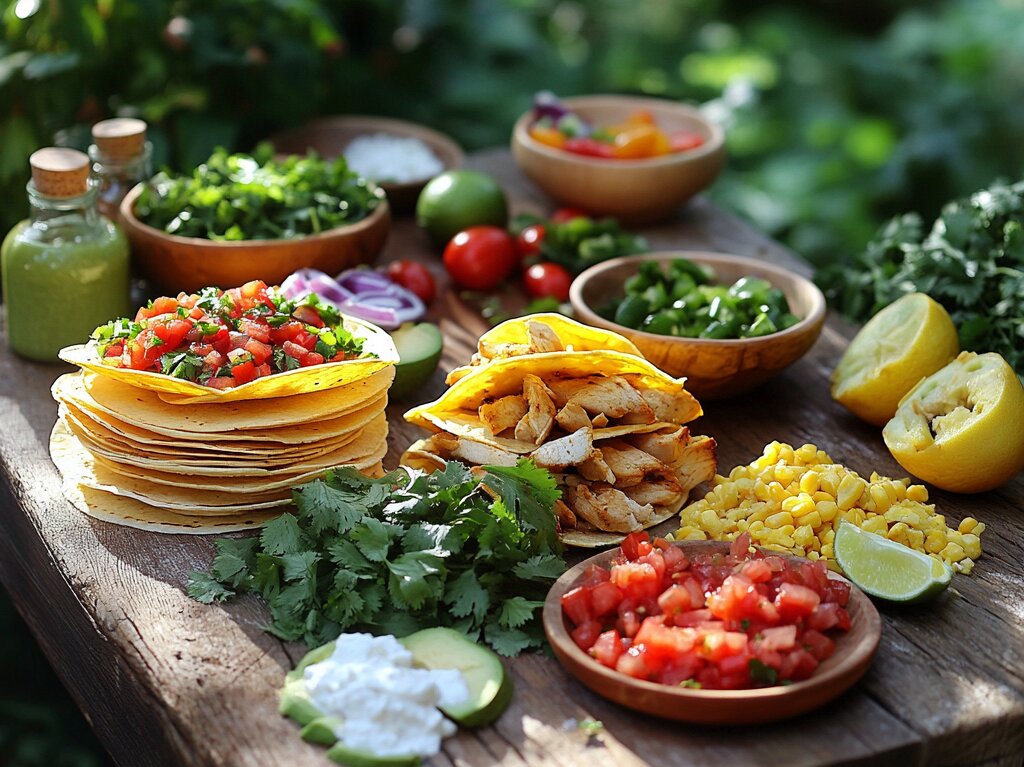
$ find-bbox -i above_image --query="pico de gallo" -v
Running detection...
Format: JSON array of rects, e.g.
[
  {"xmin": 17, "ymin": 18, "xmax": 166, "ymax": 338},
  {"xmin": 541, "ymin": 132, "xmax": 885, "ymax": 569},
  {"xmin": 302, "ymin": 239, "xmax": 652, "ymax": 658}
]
[
  {"xmin": 561, "ymin": 532, "xmax": 852, "ymax": 690},
  {"xmin": 89, "ymin": 280, "xmax": 368, "ymax": 389}
]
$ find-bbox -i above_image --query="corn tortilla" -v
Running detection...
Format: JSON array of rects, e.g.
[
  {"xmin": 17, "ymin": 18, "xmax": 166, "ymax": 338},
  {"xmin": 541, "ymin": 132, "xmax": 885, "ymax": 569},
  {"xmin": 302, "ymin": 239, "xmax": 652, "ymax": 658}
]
[{"xmin": 58, "ymin": 315, "xmax": 398, "ymax": 404}]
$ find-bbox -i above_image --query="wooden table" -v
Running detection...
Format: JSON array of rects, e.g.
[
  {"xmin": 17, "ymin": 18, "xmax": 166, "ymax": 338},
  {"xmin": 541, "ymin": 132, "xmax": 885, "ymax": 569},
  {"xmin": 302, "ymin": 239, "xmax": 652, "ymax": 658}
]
[{"xmin": 2, "ymin": 149, "xmax": 1022, "ymax": 767}]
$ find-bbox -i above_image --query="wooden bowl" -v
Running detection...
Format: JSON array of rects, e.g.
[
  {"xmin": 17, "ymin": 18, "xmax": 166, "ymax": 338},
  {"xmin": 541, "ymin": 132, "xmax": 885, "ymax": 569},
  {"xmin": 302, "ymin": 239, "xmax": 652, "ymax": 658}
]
[
  {"xmin": 543, "ymin": 540, "xmax": 881, "ymax": 725},
  {"xmin": 511, "ymin": 95, "xmax": 726, "ymax": 224},
  {"xmin": 119, "ymin": 184, "xmax": 391, "ymax": 293},
  {"xmin": 570, "ymin": 252, "xmax": 826, "ymax": 399},
  {"xmin": 269, "ymin": 116, "xmax": 464, "ymax": 213}
]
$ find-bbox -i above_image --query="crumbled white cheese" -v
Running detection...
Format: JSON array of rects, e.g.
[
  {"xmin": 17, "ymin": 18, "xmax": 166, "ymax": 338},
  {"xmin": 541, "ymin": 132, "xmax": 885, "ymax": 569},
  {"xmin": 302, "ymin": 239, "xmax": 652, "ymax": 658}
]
[
  {"xmin": 344, "ymin": 133, "xmax": 444, "ymax": 184},
  {"xmin": 303, "ymin": 633, "xmax": 469, "ymax": 758}
]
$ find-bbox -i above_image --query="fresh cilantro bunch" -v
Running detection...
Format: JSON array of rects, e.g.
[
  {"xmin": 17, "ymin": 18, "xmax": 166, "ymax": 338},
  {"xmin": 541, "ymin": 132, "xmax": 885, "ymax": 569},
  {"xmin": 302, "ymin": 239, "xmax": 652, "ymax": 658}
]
[
  {"xmin": 135, "ymin": 143, "xmax": 384, "ymax": 241},
  {"xmin": 188, "ymin": 460, "xmax": 566, "ymax": 656},
  {"xmin": 817, "ymin": 179, "xmax": 1024, "ymax": 380}
]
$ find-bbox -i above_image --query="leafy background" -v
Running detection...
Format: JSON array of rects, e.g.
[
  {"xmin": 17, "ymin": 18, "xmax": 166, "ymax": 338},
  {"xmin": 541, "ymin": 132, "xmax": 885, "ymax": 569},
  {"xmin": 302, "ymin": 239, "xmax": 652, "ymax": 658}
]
[{"xmin": 2, "ymin": 0, "xmax": 1023, "ymax": 763}]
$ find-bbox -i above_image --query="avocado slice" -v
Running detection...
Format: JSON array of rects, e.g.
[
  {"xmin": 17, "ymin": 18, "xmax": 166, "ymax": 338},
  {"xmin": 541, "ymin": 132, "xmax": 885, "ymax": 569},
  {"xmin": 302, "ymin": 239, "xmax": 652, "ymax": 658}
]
[
  {"xmin": 399, "ymin": 627, "xmax": 512, "ymax": 728},
  {"xmin": 326, "ymin": 743, "xmax": 420, "ymax": 767},
  {"xmin": 389, "ymin": 322, "xmax": 443, "ymax": 400},
  {"xmin": 300, "ymin": 715, "xmax": 345, "ymax": 746},
  {"xmin": 279, "ymin": 677, "xmax": 324, "ymax": 728}
]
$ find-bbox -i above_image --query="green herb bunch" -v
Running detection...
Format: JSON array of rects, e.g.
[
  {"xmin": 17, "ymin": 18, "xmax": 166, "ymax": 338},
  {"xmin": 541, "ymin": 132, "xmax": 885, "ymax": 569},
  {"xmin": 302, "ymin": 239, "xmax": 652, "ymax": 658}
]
[
  {"xmin": 818, "ymin": 179, "xmax": 1024, "ymax": 379},
  {"xmin": 188, "ymin": 461, "xmax": 567, "ymax": 656},
  {"xmin": 135, "ymin": 143, "xmax": 383, "ymax": 241}
]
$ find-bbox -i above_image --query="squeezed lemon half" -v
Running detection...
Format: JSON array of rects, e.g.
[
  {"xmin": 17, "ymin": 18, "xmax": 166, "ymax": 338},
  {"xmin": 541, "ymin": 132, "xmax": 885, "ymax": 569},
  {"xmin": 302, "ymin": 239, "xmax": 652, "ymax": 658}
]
[
  {"xmin": 831, "ymin": 293, "xmax": 959, "ymax": 426},
  {"xmin": 883, "ymin": 351, "xmax": 1024, "ymax": 493}
]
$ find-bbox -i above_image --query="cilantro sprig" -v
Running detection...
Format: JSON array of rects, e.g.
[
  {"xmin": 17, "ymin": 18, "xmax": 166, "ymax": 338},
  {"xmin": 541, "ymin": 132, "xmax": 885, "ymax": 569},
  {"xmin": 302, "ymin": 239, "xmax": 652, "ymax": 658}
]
[
  {"xmin": 187, "ymin": 460, "xmax": 567, "ymax": 656},
  {"xmin": 817, "ymin": 178, "xmax": 1024, "ymax": 381}
]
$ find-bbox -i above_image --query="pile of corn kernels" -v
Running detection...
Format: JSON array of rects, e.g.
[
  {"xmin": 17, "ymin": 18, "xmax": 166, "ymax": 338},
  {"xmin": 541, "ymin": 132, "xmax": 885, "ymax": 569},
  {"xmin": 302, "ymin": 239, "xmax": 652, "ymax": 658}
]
[{"xmin": 673, "ymin": 441, "xmax": 983, "ymax": 573}]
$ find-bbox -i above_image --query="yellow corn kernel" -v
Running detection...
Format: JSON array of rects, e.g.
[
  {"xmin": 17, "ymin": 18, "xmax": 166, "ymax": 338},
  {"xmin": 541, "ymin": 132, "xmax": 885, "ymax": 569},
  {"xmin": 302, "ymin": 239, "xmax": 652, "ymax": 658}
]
[
  {"xmin": 821, "ymin": 528, "xmax": 836, "ymax": 545},
  {"xmin": 807, "ymin": 550, "xmax": 821, "ymax": 561},
  {"xmin": 973, "ymin": 522, "xmax": 986, "ymax": 536},
  {"xmin": 940, "ymin": 542, "xmax": 965, "ymax": 562},
  {"xmin": 765, "ymin": 511, "xmax": 795, "ymax": 529},
  {"xmin": 886, "ymin": 522, "xmax": 911, "ymax": 544},
  {"xmin": 819, "ymin": 470, "xmax": 840, "ymax": 496},
  {"xmin": 958, "ymin": 517, "xmax": 978, "ymax": 535},
  {"xmin": 793, "ymin": 525, "xmax": 815, "ymax": 548},
  {"xmin": 960, "ymin": 533, "xmax": 982, "ymax": 559},
  {"xmin": 801, "ymin": 510, "xmax": 824, "ymax": 530},
  {"xmin": 955, "ymin": 558, "xmax": 974, "ymax": 575},
  {"xmin": 733, "ymin": 477, "xmax": 756, "ymax": 496},
  {"xmin": 728, "ymin": 465, "xmax": 746, "ymax": 481},
  {"xmin": 762, "ymin": 441, "xmax": 782, "ymax": 463},
  {"xmin": 816, "ymin": 449, "xmax": 832, "ymax": 464},
  {"xmin": 869, "ymin": 484, "xmax": 892, "ymax": 513},
  {"xmin": 816, "ymin": 501, "xmax": 839, "ymax": 524},
  {"xmin": 924, "ymin": 532, "xmax": 946, "ymax": 554},
  {"xmin": 774, "ymin": 465, "xmax": 796, "ymax": 487},
  {"xmin": 754, "ymin": 480, "xmax": 771, "ymax": 502},
  {"xmin": 799, "ymin": 470, "xmax": 820, "ymax": 495},
  {"xmin": 768, "ymin": 482, "xmax": 789, "ymax": 504},
  {"xmin": 736, "ymin": 519, "xmax": 750, "ymax": 532},
  {"xmin": 713, "ymin": 473, "xmax": 729, "ymax": 486},
  {"xmin": 748, "ymin": 520, "xmax": 766, "ymax": 534},
  {"xmin": 861, "ymin": 516, "xmax": 889, "ymax": 536},
  {"xmin": 883, "ymin": 482, "xmax": 900, "ymax": 505},
  {"xmin": 781, "ymin": 494, "xmax": 814, "ymax": 517},
  {"xmin": 726, "ymin": 507, "xmax": 749, "ymax": 523},
  {"xmin": 906, "ymin": 484, "xmax": 929, "ymax": 502},
  {"xmin": 907, "ymin": 529, "xmax": 925, "ymax": 550},
  {"xmin": 821, "ymin": 543, "xmax": 834, "ymax": 559},
  {"xmin": 777, "ymin": 444, "xmax": 796, "ymax": 464},
  {"xmin": 837, "ymin": 474, "xmax": 867, "ymax": 510},
  {"xmin": 795, "ymin": 443, "xmax": 819, "ymax": 465},
  {"xmin": 700, "ymin": 509, "xmax": 723, "ymax": 534},
  {"xmin": 747, "ymin": 505, "xmax": 771, "ymax": 524}
]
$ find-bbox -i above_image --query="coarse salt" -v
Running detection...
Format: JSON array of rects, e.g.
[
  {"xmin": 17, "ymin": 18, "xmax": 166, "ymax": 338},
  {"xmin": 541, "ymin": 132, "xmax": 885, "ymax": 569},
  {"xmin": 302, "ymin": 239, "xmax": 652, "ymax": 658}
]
[{"xmin": 345, "ymin": 133, "xmax": 444, "ymax": 184}]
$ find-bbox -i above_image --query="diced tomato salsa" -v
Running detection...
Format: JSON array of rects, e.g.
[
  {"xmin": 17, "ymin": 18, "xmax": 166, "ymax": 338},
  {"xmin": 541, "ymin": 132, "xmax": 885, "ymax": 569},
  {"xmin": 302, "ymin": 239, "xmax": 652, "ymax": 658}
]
[
  {"xmin": 89, "ymin": 280, "xmax": 367, "ymax": 389},
  {"xmin": 562, "ymin": 532, "xmax": 853, "ymax": 690}
]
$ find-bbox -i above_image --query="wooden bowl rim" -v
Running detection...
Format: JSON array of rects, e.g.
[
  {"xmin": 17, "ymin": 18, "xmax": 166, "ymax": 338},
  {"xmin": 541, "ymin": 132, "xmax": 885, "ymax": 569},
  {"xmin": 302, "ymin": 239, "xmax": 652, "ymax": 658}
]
[
  {"xmin": 271, "ymin": 114, "xmax": 465, "ymax": 191},
  {"xmin": 569, "ymin": 251, "xmax": 827, "ymax": 349},
  {"xmin": 512, "ymin": 94, "xmax": 725, "ymax": 168},
  {"xmin": 118, "ymin": 183, "xmax": 391, "ymax": 249},
  {"xmin": 543, "ymin": 539, "xmax": 881, "ymax": 708}
]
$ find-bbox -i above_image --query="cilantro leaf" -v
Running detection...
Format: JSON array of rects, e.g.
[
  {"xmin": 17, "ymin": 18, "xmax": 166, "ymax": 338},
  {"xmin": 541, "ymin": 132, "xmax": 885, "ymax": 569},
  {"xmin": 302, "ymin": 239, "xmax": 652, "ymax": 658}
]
[
  {"xmin": 444, "ymin": 570, "xmax": 490, "ymax": 623},
  {"xmin": 498, "ymin": 596, "xmax": 544, "ymax": 629},
  {"xmin": 513, "ymin": 553, "xmax": 566, "ymax": 582},
  {"xmin": 260, "ymin": 514, "xmax": 304, "ymax": 555},
  {"xmin": 186, "ymin": 571, "xmax": 235, "ymax": 604},
  {"xmin": 482, "ymin": 460, "xmax": 563, "ymax": 552},
  {"xmin": 484, "ymin": 622, "xmax": 537, "ymax": 657},
  {"xmin": 351, "ymin": 518, "xmax": 399, "ymax": 562},
  {"xmin": 294, "ymin": 481, "xmax": 367, "ymax": 535}
]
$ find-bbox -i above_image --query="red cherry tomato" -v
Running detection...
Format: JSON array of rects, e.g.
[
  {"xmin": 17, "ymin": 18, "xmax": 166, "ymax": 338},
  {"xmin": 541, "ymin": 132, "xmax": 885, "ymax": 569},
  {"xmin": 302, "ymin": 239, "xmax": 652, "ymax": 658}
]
[
  {"xmin": 515, "ymin": 224, "xmax": 546, "ymax": 261},
  {"xmin": 386, "ymin": 259, "xmax": 436, "ymax": 304},
  {"xmin": 669, "ymin": 130, "xmax": 705, "ymax": 152},
  {"xmin": 443, "ymin": 226, "xmax": 518, "ymax": 291},
  {"xmin": 562, "ymin": 137, "xmax": 616, "ymax": 159},
  {"xmin": 523, "ymin": 262, "xmax": 572, "ymax": 301},
  {"xmin": 550, "ymin": 207, "xmax": 589, "ymax": 224}
]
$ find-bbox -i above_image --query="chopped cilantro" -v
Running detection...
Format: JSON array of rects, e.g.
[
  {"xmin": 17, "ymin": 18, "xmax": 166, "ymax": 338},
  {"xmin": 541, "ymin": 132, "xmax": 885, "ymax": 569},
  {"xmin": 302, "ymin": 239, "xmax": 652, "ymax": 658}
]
[
  {"xmin": 159, "ymin": 350, "xmax": 204, "ymax": 381},
  {"xmin": 679, "ymin": 679, "xmax": 702, "ymax": 688},
  {"xmin": 187, "ymin": 460, "xmax": 566, "ymax": 655},
  {"xmin": 749, "ymin": 658, "xmax": 779, "ymax": 686}
]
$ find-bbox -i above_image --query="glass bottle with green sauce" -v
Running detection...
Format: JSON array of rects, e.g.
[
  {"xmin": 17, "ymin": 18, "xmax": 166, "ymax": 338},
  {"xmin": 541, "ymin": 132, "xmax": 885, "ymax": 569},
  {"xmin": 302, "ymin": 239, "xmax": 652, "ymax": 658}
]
[{"xmin": 2, "ymin": 147, "xmax": 130, "ymax": 361}]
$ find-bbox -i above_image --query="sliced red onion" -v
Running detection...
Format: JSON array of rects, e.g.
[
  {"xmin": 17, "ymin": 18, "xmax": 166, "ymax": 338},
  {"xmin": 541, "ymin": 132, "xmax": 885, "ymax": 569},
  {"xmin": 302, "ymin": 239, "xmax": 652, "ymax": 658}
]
[
  {"xmin": 281, "ymin": 266, "xmax": 424, "ymax": 330},
  {"xmin": 533, "ymin": 90, "xmax": 570, "ymax": 122}
]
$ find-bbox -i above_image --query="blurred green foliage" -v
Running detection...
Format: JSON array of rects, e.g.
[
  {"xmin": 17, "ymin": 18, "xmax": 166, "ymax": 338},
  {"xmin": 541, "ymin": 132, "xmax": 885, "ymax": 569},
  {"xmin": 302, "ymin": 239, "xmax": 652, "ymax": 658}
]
[{"xmin": 1, "ymin": 0, "xmax": 1023, "ymax": 267}]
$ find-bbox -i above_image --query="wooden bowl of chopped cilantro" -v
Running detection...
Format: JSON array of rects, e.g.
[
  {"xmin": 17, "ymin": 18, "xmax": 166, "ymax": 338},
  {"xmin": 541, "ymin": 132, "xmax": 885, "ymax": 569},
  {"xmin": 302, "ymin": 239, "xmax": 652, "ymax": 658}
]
[
  {"xmin": 121, "ymin": 146, "xmax": 390, "ymax": 292},
  {"xmin": 570, "ymin": 252, "xmax": 826, "ymax": 399}
]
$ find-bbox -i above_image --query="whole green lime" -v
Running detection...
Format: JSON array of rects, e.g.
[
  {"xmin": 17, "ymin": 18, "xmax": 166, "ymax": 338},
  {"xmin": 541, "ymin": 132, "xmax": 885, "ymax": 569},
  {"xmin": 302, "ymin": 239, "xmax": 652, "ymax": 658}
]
[{"xmin": 416, "ymin": 170, "xmax": 508, "ymax": 246}]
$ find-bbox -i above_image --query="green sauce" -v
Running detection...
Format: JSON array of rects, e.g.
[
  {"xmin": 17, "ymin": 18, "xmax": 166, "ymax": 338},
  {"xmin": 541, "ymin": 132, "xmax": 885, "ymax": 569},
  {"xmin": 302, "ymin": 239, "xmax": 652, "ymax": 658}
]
[{"xmin": 2, "ymin": 217, "xmax": 130, "ymax": 361}]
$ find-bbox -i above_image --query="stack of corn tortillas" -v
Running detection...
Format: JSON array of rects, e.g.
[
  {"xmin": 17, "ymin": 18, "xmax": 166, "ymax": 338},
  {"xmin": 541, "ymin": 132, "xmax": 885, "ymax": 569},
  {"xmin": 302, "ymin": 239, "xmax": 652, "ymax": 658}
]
[
  {"xmin": 50, "ymin": 318, "xmax": 397, "ymax": 534},
  {"xmin": 402, "ymin": 314, "xmax": 717, "ymax": 547}
]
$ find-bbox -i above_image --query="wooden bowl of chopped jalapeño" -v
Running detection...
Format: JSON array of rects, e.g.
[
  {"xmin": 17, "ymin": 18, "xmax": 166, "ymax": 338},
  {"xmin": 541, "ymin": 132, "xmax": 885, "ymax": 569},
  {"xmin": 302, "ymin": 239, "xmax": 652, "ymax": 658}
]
[
  {"xmin": 120, "ymin": 146, "xmax": 390, "ymax": 293},
  {"xmin": 570, "ymin": 252, "xmax": 826, "ymax": 399}
]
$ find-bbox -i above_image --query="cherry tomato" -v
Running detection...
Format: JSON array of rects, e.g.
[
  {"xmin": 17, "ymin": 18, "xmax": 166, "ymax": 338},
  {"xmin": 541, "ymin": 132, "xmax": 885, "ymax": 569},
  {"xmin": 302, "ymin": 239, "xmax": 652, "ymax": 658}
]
[
  {"xmin": 386, "ymin": 259, "xmax": 437, "ymax": 304},
  {"xmin": 550, "ymin": 207, "xmax": 589, "ymax": 224},
  {"xmin": 669, "ymin": 130, "xmax": 705, "ymax": 153},
  {"xmin": 443, "ymin": 226, "xmax": 517, "ymax": 291},
  {"xmin": 563, "ymin": 137, "xmax": 615, "ymax": 159},
  {"xmin": 523, "ymin": 262, "xmax": 572, "ymax": 301},
  {"xmin": 515, "ymin": 224, "xmax": 546, "ymax": 261}
]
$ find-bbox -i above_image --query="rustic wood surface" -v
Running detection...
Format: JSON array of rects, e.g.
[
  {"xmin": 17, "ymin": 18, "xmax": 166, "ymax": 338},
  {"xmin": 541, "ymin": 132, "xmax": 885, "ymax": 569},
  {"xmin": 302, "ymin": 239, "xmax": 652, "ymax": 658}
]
[{"xmin": 1, "ymin": 149, "xmax": 1023, "ymax": 767}]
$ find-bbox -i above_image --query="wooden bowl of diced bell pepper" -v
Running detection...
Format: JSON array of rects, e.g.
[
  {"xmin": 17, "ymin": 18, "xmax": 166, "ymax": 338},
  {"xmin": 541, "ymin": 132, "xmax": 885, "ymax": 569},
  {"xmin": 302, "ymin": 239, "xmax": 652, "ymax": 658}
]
[{"xmin": 511, "ymin": 94, "xmax": 726, "ymax": 224}]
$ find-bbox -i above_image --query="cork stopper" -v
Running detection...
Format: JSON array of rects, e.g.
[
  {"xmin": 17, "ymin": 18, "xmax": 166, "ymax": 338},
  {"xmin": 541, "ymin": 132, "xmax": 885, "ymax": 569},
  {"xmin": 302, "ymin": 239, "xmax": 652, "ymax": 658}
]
[
  {"xmin": 29, "ymin": 148, "xmax": 91, "ymax": 198},
  {"xmin": 91, "ymin": 117, "xmax": 147, "ymax": 161}
]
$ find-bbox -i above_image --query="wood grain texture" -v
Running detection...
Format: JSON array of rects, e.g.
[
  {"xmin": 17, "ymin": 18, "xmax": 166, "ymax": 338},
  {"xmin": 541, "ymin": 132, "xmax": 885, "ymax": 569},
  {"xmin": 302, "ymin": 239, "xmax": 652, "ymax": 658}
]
[{"xmin": 0, "ymin": 148, "xmax": 1021, "ymax": 767}]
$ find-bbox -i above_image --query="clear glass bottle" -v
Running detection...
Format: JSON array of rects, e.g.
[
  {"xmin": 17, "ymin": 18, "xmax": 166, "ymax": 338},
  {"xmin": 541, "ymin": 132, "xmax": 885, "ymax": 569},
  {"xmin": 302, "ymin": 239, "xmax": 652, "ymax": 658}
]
[
  {"xmin": 88, "ymin": 117, "xmax": 152, "ymax": 221},
  {"xmin": 2, "ymin": 148, "xmax": 130, "ymax": 361}
]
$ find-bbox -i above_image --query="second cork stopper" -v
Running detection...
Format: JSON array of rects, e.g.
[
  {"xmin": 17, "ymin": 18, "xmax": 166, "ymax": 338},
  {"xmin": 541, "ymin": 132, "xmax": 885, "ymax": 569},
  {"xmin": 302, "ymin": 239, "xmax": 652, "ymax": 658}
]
[
  {"xmin": 92, "ymin": 117, "xmax": 147, "ymax": 162},
  {"xmin": 30, "ymin": 147, "xmax": 91, "ymax": 198}
]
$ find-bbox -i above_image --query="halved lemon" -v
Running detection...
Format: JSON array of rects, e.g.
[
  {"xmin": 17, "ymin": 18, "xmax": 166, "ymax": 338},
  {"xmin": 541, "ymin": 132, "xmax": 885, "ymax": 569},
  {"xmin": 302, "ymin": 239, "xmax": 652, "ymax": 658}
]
[
  {"xmin": 883, "ymin": 351, "xmax": 1024, "ymax": 493},
  {"xmin": 834, "ymin": 522, "xmax": 952, "ymax": 602},
  {"xmin": 831, "ymin": 293, "xmax": 959, "ymax": 426}
]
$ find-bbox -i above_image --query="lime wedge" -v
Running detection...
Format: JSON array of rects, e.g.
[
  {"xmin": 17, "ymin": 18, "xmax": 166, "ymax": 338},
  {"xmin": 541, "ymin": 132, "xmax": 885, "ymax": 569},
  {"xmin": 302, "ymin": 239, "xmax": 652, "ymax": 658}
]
[{"xmin": 834, "ymin": 522, "xmax": 952, "ymax": 603}]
